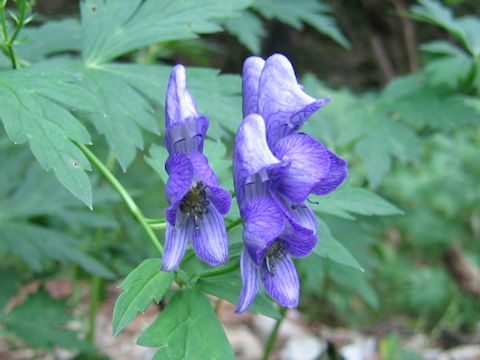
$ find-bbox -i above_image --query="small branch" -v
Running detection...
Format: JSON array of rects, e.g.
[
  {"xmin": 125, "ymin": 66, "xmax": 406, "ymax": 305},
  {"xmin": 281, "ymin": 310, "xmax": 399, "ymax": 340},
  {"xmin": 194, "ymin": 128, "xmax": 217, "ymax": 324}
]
[
  {"xmin": 392, "ymin": 0, "xmax": 419, "ymax": 72},
  {"xmin": 75, "ymin": 142, "xmax": 164, "ymax": 255},
  {"xmin": 197, "ymin": 260, "xmax": 240, "ymax": 279},
  {"xmin": 262, "ymin": 307, "xmax": 288, "ymax": 360},
  {"xmin": 443, "ymin": 243, "xmax": 480, "ymax": 298}
]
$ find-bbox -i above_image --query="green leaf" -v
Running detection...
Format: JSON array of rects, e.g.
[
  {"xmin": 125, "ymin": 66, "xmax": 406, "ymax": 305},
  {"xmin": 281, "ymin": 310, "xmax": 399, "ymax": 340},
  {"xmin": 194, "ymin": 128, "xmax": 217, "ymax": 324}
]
[
  {"xmin": 220, "ymin": 10, "xmax": 265, "ymax": 53},
  {"xmin": 0, "ymin": 64, "xmax": 98, "ymax": 207},
  {"xmin": 3, "ymin": 289, "xmax": 92, "ymax": 351},
  {"xmin": 328, "ymin": 261, "xmax": 379, "ymax": 308},
  {"xmin": 53, "ymin": 59, "xmax": 161, "ymax": 171},
  {"xmin": 313, "ymin": 219, "xmax": 363, "ymax": 271},
  {"xmin": 145, "ymin": 144, "xmax": 169, "ymax": 185},
  {"xmin": 312, "ymin": 187, "xmax": 403, "ymax": 219},
  {"xmin": 80, "ymin": 0, "xmax": 252, "ymax": 65},
  {"xmin": 410, "ymin": 0, "xmax": 480, "ymax": 56},
  {"xmin": 0, "ymin": 267, "xmax": 22, "ymax": 310},
  {"xmin": 0, "ymin": 223, "xmax": 114, "ymax": 278},
  {"xmin": 112, "ymin": 258, "xmax": 174, "ymax": 337},
  {"xmin": 100, "ymin": 62, "xmax": 243, "ymax": 138},
  {"xmin": 137, "ymin": 288, "xmax": 235, "ymax": 360},
  {"xmin": 195, "ymin": 273, "xmax": 281, "ymax": 319},
  {"xmin": 17, "ymin": 18, "xmax": 82, "ymax": 62},
  {"xmin": 253, "ymin": 0, "xmax": 349, "ymax": 48}
]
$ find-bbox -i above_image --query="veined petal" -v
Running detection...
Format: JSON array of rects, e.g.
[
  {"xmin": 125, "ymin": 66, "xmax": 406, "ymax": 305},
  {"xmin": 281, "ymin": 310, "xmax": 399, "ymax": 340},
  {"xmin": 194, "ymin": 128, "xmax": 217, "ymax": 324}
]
[
  {"xmin": 192, "ymin": 206, "xmax": 228, "ymax": 267},
  {"xmin": 261, "ymin": 255, "xmax": 299, "ymax": 308},
  {"xmin": 208, "ymin": 186, "xmax": 231, "ymax": 216},
  {"xmin": 233, "ymin": 114, "xmax": 286, "ymax": 208},
  {"xmin": 281, "ymin": 220, "xmax": 317, "ymax": 258},
  {"xmin": 312, "ymin": 150, "xmax": 348, "ymax": 195},
  {"xmin": 188, "ymin": 152, "xmax": 220, "ymax": 187},
  {"xmin": 165, "ymin": 116, "xmax": 209, "ymax": 154},
  {"xmin": 270, "ymin": 192, "xmax": 316, "ymax": 237},
  {"xmin": 242, "ymin": 56, "xmax": 265, "ymax": 117},
  {"xmin": 161, "ymin": 219, "xmax": 191, "ymax": 271},
  {"xmin": 243, "ymin": 196, "xmax": 285, "ymax": 266},
  {"xmin": 165, "ymin": 64, "xmax": 199, "ymax": 129},
  {"xmin": 272, "ymin": 133, "xmax": 330, "ymax": 204},
  {"xmin": 164, "ymin": 153, "xmax": 194, "ymax": 225},
  {"xmin": 235, "ymin": 248, "xmax": 260, "ymax": 314},
  {"xmin": 257, "ymin": 53, "xmax": 330, "ymax": 145}
]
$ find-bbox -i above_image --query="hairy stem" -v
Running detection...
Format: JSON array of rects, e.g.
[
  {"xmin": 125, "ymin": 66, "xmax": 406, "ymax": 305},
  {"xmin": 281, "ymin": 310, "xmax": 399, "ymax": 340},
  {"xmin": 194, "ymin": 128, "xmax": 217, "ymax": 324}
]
[
  {"xmin": 75, "ymin": 142, "xmax": 164, "ymax": 255},
  {"xmin": 0, "ymin": 0, "xmax": 27, "ymax": 69},
  {"xmin": 262, "ymin": 307, "xmax": 288, "ymax": 360}
]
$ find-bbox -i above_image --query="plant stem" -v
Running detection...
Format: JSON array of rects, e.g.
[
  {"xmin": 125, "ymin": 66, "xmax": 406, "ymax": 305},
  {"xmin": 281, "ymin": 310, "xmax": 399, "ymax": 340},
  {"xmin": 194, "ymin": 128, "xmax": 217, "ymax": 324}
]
[
  {"xmin": 197, "ymin": 259, "xmax": 240, "ymax": 279},
  {"xmin": 86, "ymin": 274, "xmax": 101, "ymax": 344},
  {"xmin": 75, "ymin": 142, "xmax": 164, "ymax": 255},
  {"xmin": 226, "ymin": 218, "xmax": 242, "ymax": 232},
  {"xmin": 0, "ymin": 0, "xmax": 26, "ymax": 69},
  {"xmin": 262, "ymin": 307, "xmax": 288, "ymax": 360},
  {"xmin": 149, "ymin": 222, "xmax": 167, "ymax": 230}
]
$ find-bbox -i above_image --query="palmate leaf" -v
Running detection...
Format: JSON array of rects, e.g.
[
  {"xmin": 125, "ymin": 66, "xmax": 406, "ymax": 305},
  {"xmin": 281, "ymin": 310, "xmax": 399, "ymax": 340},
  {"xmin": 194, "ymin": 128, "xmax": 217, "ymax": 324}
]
[
  {"xmin": 252, "ymin": 0, "xmax": 349, "ymax": 48},
  {"xmin": 0, "ymin": 223, "xmax": 114, "ymax": 278},
  {"xmin": 195, "ymin": 273, "xmax": 281, "ymax": 319},
  {"xmin": 80, "ymin": 0, "xmax": 252, "ymax": 65},
  {"xmin": 2, "ymin": 289, "xmax": 92, "ymax": 351},
  {"xmin": 54, "ymin": 59, "xmax": 163, "ymax": 170},
  {"xmin": 100, "ymin": 62, "xmax": 243, "ymax": 138},
  {"xmin": 137, "ymin": 288, "xmax": 235, "ymax": 360},
  {"xmin": 312, "ymin": 187, "xmax": 403, "ymax": 220},
  {"xmin": 0, "ymin": 152, "xmax": 114, "ymax": 278},
  {"xmin": 112, "ymin": 259, "xmax": 175, "ymax": 337},
  {"xmin": 410, "ymin": 0, "xmax": 480, "ymax": 57},
  {"xmin": 220, "ymin": 10, "xmax": 266, "ymax": 54},
  {"xmin": 0, "ymin": 64, "xmax": 99, "ymax": 207}
]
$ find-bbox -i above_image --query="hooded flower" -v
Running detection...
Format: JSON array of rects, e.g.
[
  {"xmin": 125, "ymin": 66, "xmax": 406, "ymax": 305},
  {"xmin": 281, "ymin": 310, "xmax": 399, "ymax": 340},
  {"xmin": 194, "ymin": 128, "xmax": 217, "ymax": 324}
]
[
  {"xmin": 242, "ymin": 53, "xmax": 331, "ymax": 148},
  {"xmin": 162, "ymin": 65, "xmax": 231, "ymax": 271},
  {"xmin": 233, "ymin": 54, "xmax": 348, "ymax": 313},
  {"xmin": 233, "ymin": 114, "xmax": 332, "ymax": 312}
]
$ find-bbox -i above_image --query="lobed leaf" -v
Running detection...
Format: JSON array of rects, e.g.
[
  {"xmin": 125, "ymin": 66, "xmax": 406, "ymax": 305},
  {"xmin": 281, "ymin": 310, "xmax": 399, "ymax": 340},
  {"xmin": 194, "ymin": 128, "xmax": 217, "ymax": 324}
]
[
  {"xmin": 112, "ymin": 259, "xmax": 174, "ymax": 337},
  {"xmin": 0, "ymin": 64, "xmax": 99, "ymax": 207},
  {"xmin": 313, "ymin": 219, "xmax": 363, "ymax": 271},
  {"xmin": 195, "ymin": 273, "xmax": 281, "ymax": 319},
  {"xmin": 3, "ymin": 289, "xmax": 93, "ymax": 351},
  {"xmin": 253, "ymin": 0, "xmax": 349, "ymax": 48},
  {"xmin": 80, "ymin": 0, "xmax": 252, "ymax": 65},
  {"xmin": 312, "ymin": 187, "xmax": 403, "ymax": 219},
  {"xmin": 137, "ymin": 288, "xmax": 236, "ymax": 360}
]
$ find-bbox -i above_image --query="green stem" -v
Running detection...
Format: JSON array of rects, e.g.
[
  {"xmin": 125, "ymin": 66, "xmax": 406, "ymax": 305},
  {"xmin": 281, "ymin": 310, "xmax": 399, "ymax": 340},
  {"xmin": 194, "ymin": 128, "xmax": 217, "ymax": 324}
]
[
  {"xmin": 262, "ymin": 307, "xmax": 288, "ymax": 360},
  {"xmin": 0, "ymin": 0, "xmax": 26, "ymax": 69},
  {"xmin": 149, "ymin": 222, "xmax": 167, "ymax": 230},
  {"xmin": 86, "ymin": 275, "xmax": 101, "ymax": 344},
  {"xmin": 198, "ymin": 259, "xmax": 240, "ymax": 279},
  {"xmin": 226, "ymin": 218, "xmax": 242, "ymax": 232},
  {"xmin": 75, "ymin": 142, "xmax": 163, "ymax": 255}
]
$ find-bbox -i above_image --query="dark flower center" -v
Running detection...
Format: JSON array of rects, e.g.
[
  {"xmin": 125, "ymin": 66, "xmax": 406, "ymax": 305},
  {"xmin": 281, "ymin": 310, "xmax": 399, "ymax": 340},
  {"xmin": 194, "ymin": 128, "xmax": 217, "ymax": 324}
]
[
  {"xmin": 264, "ymin": 241, "xmax": 287, "ymax": 275},
  {"xmin": 179, "ymin": 181, "xmax": 210, "ymax": 230}
]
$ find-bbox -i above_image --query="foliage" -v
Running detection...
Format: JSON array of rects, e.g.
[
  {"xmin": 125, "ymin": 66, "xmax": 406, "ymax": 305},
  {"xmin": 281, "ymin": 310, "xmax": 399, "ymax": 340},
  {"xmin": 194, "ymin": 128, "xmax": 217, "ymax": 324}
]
[{"xmin": 0, "ymin": 0, "xmax": 479, "ymax": 357}]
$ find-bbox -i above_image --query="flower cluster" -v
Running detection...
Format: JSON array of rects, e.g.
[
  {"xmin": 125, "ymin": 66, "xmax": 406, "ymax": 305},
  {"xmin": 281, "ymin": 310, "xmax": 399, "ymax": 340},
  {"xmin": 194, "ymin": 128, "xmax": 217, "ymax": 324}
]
[
  {"xmin": 162, "ymin": 65, "xmax": 231, "ymax": 272},
  {"xmin": 160, "ymin": 55, "xmax": 347, "ymax": 313},
  {"xmin": 233, "ymin": 54, "xmax": 348, "ymax": 313}
]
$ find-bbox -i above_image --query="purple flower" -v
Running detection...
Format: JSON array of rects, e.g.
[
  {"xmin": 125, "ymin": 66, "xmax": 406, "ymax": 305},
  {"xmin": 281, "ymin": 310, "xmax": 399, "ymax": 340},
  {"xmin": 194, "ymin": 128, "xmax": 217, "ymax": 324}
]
[
  {"xmin": 162, "ymin": 65, "xmax": 231, "ymax": 271},
  {"xmin": 233, "ymin": 114, "xmax": 337, "ymax": 312},
  {"xmin": 233, "ymin": 54, "xmax": 348, "ymax": 313},
  {"xmin": 242, "ymin": 53, "xmax": 331, "ymax": 147}
]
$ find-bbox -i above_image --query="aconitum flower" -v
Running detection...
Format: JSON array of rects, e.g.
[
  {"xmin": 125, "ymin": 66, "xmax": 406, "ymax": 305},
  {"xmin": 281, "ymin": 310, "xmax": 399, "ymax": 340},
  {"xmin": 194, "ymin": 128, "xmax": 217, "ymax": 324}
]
[
  {"xmin": 233, "ymin": 54, "xmax": 348, "ymax": 313},
  {"xmin": 233, "ymin": 114, "xmax": 336, "ymax": 312},
  {"xmin": 242, "ymin": 53, "xmax": 331, "ymax": 147},
  {"xmin": 162, "ymin": 65, "xmax": 231, "ymax": 271}
]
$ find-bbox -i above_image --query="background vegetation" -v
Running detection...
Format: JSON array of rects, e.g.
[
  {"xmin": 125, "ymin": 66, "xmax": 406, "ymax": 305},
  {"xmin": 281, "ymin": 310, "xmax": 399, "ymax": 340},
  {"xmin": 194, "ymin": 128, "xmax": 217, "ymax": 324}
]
[{"xmin": 0, "ymin": 0, "xmax": 479, "ymax": 359}]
